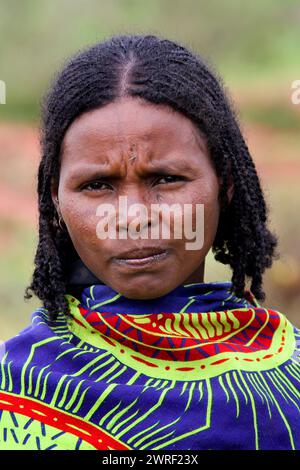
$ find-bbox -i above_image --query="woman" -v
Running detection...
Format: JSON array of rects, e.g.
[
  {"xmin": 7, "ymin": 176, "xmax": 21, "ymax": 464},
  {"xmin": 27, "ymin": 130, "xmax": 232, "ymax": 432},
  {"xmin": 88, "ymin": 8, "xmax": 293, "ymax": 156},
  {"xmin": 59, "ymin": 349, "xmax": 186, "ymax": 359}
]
[{"xmin": 0, "ymin": 34, "xmax": 299, "ymax": 450}]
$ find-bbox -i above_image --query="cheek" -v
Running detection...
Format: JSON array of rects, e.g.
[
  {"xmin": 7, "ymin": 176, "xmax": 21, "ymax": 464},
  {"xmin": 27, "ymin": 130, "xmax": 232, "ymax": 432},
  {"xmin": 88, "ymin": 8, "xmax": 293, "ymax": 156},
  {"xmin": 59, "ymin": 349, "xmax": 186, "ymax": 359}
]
[
  {"xmin": 177, "ymin": 180, "xmax": 220, "ymax": 267},
  {"xmin": 187, "ymin": 179, "xmax": 220, "ymax": 234},
  {"xmin": 59, "ymin": 194, "xmax": 101, "ymax": 252},
  {"xmin": 59, "ymin": 193, "xmax": 132, "ymax": 258}
]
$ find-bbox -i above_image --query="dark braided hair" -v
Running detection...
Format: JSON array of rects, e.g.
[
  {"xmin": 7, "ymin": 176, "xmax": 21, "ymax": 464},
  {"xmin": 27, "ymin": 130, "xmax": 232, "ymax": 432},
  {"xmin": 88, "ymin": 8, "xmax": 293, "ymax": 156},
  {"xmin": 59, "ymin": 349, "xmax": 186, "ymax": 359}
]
[{"xmin": 25, "ymin": 33, "xmax": 279, "ymax": 319}]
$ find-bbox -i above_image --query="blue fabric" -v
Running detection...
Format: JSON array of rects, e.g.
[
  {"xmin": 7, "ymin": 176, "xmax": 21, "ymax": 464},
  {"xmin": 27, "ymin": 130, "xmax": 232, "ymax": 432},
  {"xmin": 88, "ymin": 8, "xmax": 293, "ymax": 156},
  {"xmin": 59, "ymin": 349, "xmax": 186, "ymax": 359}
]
[
  {"xmin": 81, "ymin": 281, "xmax": 254, "ymax": 314},
  {"xmin": 0, "ymin": 280, "xmax": 299, "ymax": 450}
]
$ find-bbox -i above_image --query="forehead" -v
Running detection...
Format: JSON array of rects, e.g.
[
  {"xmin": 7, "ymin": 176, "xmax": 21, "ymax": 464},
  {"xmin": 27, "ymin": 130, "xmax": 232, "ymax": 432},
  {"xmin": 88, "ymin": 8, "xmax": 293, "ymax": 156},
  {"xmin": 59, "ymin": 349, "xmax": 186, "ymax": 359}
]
[{"xmin": 60, "ymin": 96, "xmax": 206, "ymax": 158}]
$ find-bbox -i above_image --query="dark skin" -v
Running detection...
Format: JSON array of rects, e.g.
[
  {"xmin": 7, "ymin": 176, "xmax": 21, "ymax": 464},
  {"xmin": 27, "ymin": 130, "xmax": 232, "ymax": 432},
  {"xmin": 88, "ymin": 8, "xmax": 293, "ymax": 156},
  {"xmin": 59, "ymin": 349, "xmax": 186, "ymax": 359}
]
[{"xmin": 51, "ymin": 96, "xmax": 234, "ymax": 299}]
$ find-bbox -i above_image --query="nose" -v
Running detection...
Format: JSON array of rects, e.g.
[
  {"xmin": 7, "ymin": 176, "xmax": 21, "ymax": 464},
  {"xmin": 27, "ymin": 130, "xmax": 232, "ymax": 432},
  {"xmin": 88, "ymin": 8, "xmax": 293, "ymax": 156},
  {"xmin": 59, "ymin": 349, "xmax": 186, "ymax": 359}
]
[{"xmin": 115, "ymin": 188, "xmax": 153, "ymax": 238}]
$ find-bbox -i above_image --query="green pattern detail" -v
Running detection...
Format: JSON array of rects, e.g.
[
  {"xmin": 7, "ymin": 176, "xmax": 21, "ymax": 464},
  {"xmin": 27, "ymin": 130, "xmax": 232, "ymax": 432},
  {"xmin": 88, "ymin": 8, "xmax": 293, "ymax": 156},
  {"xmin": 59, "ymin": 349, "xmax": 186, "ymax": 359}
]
[{"xmin": 0, "ymin": 410, "xmax": 94, "ymax": 450}]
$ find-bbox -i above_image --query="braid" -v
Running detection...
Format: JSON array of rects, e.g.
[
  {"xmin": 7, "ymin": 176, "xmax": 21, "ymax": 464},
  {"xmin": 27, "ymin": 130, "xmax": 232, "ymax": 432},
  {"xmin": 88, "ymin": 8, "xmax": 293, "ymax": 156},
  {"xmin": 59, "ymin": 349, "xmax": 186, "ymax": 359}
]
[{"xmin": 24, "ymin": 33, "xmax": 279, "ymax": 319}]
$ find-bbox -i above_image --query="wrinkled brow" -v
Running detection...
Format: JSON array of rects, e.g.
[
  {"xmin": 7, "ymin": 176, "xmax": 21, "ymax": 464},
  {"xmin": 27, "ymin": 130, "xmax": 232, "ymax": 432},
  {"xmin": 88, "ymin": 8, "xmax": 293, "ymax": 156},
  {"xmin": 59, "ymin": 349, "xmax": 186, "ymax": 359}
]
[{"xmin": 66, "ymin": 158, "xmax": 197, "ymax": 182}]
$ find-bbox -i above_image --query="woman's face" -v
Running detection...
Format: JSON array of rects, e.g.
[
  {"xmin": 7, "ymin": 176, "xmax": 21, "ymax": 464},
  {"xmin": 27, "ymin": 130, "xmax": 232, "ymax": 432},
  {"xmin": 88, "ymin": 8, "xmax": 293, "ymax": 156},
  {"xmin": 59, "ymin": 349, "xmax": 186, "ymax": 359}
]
[{"xmin": 52, "ymin": 96, "xmax": 232, "ymax": 299}]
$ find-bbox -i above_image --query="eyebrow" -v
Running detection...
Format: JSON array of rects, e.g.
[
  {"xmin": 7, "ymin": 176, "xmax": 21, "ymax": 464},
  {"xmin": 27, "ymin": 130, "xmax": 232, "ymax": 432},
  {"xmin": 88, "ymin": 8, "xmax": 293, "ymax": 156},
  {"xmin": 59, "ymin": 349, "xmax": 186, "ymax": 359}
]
[{"xmin": 67, "ymin": 159, "xmax": 195, "ymax": 182}]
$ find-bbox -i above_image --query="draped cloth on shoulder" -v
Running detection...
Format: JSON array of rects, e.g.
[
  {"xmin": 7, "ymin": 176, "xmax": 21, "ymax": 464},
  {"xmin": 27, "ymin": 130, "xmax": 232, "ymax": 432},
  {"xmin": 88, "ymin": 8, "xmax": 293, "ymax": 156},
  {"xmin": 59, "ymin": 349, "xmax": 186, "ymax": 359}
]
[{"xmin": 0, "ymin": 277, "xmax": 299, "ymax": 450}]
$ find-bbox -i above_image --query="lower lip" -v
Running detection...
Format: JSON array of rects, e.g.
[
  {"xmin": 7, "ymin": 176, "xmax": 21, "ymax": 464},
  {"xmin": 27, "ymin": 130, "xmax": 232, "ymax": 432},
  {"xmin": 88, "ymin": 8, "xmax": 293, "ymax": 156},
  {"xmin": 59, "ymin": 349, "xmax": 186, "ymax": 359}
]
[{"xmin": 113, "ymin": 251, "xmax": 169, "ymax": 268}]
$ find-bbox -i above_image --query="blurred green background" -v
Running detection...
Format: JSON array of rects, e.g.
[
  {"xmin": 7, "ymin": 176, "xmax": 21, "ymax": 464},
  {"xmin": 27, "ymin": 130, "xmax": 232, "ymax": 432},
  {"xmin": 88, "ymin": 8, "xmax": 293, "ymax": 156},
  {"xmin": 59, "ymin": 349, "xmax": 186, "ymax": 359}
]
[{"xmin": 0, "ymin": 0, "xmax": 299, "ymax": 340}]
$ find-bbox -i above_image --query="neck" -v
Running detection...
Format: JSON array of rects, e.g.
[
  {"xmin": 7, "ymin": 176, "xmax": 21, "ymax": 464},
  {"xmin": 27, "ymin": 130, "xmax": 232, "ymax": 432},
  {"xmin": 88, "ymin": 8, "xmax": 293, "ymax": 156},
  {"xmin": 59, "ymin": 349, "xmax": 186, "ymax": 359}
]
[{"xmin": 183, "ymin": 260, "xmax": 205, "ymax": 284}]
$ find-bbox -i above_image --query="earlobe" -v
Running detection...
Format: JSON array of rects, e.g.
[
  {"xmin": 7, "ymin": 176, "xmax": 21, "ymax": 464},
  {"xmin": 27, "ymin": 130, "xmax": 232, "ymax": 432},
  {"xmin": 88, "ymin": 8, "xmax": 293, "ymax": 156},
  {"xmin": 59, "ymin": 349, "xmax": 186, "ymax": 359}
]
[
  {"xmin": 50, "ymin": 180, "xmax": 66, "ymax": 231},
  {"xmin": 50, "ymin": 179, "xmax": 59, "ymax": 211}
]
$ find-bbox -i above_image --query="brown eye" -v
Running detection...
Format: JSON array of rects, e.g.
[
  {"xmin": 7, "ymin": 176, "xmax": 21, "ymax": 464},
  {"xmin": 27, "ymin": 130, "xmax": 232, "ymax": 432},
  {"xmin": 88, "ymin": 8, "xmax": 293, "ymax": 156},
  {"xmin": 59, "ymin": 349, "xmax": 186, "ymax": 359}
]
[
  {"xmin": 154, "ymin": 175, "xmax": 183, "ymax": 185},
  {"xmin": 81, "ymin": 181, "xmax": 112, "ymax": 191}
]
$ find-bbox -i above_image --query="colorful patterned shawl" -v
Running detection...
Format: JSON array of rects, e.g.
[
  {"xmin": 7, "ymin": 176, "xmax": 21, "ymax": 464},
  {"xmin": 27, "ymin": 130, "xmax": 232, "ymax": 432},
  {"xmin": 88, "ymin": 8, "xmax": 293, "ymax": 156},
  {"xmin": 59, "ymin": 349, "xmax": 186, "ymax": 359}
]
[{"xmin": 0, "ymin": 280, "xmax": 300, "ymax": 450}]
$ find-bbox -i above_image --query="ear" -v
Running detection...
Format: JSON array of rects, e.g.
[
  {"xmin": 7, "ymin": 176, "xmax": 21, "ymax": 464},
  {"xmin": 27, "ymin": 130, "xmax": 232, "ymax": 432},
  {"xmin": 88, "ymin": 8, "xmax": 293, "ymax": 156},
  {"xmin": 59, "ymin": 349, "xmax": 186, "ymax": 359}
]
[{"xmin": 50, "ymin": 178, "xmax": 59, "ymax": 213}]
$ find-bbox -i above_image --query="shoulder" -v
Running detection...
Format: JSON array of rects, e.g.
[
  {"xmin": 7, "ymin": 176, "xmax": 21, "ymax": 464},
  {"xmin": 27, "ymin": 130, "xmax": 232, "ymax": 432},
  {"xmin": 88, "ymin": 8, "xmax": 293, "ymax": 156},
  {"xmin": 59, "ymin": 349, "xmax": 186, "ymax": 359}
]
[{"xmin": 0, "ymin": 307, "xmax": 70, "ymax": 371}]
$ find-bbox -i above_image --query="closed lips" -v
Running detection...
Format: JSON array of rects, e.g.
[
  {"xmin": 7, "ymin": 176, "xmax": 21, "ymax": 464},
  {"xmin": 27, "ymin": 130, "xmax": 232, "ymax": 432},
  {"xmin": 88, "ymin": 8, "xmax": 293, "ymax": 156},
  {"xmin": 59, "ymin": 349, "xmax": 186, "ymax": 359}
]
[{"xmin": 114, "ymin": 248, "xmax": 167, "ymax": 260}]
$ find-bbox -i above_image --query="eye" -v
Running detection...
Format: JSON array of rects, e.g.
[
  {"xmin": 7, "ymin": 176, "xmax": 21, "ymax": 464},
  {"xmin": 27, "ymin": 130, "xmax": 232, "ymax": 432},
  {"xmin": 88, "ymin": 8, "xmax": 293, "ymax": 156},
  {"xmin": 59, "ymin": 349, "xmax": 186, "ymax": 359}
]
[
  {"xmin": 154, "ymin": 175, "xmax": 184, "ymax": 185},
  {"xmin": 81, "ymin": 180, "xmax": 112, "ymax": 192}
]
